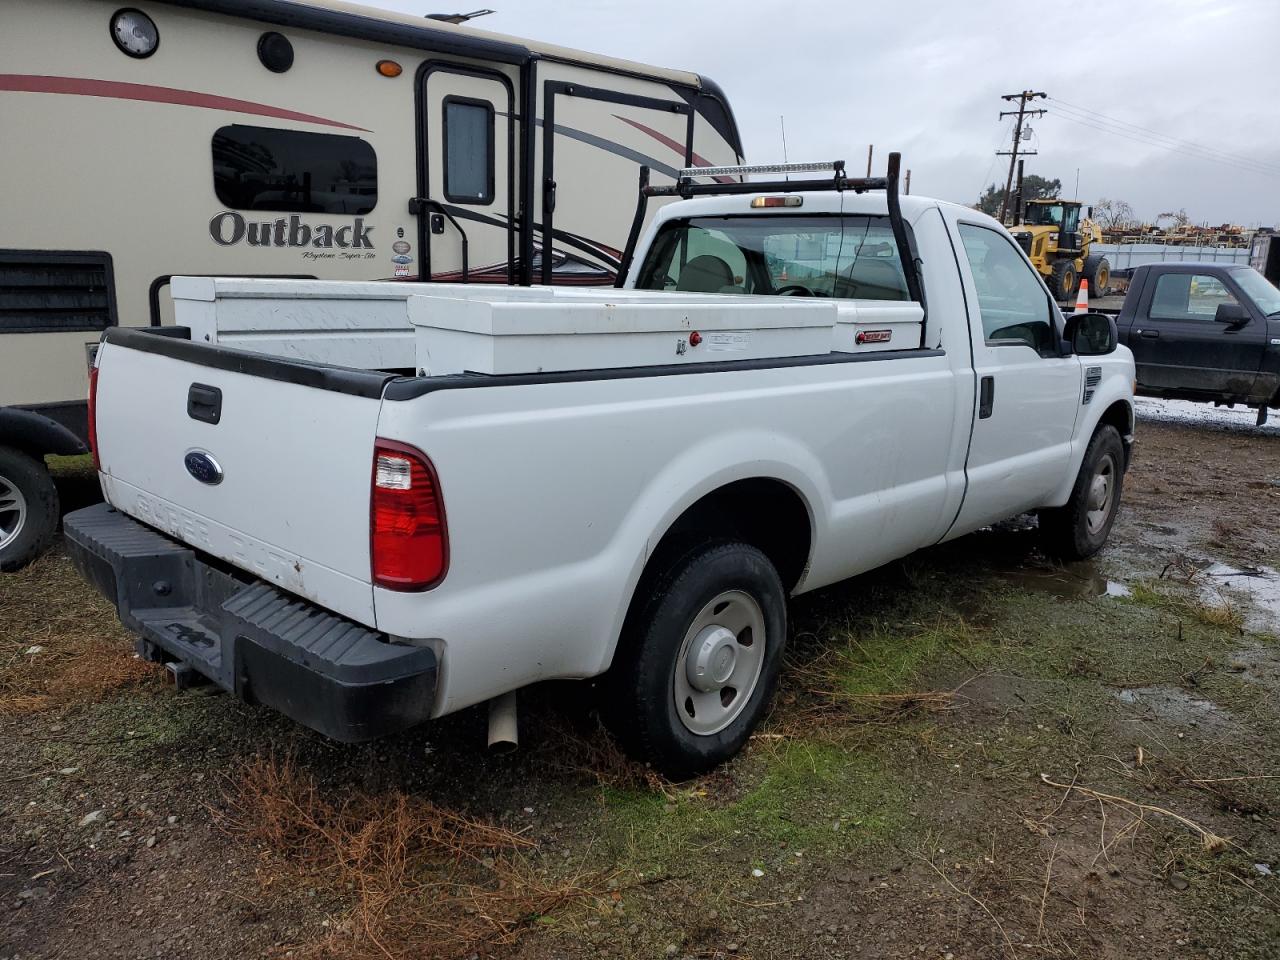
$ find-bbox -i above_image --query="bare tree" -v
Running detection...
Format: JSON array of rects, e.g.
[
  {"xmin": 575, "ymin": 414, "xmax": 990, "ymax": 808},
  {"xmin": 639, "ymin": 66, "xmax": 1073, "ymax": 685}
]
[{"xmin": 1092, "ymin": 198, "xmax": 1137, "ymax": 231}]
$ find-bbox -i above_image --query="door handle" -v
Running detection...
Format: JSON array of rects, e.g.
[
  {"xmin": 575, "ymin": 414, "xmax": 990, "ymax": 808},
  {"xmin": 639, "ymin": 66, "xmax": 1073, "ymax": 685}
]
[
  {"xmin": 187, "ymin": 383, "xmax": 222, "ymax": 425},
  {"xmin": 544, "ymin": 178, "xmax": 557, "ymax": 214},
  {"xmin": 979, "ymin": 376, "xmax": 995, "ymax": 419},
  {"xmin": 1139, "ymin": 329, "xmax": 1160, "ymax": 339}
]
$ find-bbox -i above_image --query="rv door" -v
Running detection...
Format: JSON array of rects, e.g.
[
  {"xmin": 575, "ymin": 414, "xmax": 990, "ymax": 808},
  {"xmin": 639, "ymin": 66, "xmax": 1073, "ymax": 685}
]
[
  {"xmin": 539, "ymin": 82, "xmax": 694, "ymax": 285},
  {"xmin": 418, "ymin": 65, "xmax": 515, "ymax": 283}
]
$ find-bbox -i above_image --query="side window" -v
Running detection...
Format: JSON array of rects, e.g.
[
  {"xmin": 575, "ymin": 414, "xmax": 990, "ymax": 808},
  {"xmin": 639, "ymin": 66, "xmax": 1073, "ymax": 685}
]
[
  {"xmin": 1149, "ymin": 273, "xmax": 1240, "ymax": 321},
  {"xmin": 212, "ymin": 125, "xmax": 377, "ymax": 214},
  {"xmin": 443, "ymin": 98, "xmax": 494, "ymax": 205},
  {"xmin": 958, "ymin": 223, "xmax": 1056, "ymax": 355}
]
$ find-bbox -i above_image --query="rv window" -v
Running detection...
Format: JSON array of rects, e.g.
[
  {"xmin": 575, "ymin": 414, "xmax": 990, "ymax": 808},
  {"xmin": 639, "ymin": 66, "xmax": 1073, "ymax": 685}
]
[
  {"xmin": 212, "ymin": 125, "xmax": 377, "ymax": 215},
  {"xmin": 443, "ymin": 98, "xmax": 494, "ymax": 205}
]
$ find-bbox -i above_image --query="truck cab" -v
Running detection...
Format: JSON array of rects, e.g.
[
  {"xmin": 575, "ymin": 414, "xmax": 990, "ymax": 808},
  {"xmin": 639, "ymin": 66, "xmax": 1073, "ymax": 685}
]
[{"xmin": 1115, "ymin": 261, "xmax": 1280, "ymax": 420}]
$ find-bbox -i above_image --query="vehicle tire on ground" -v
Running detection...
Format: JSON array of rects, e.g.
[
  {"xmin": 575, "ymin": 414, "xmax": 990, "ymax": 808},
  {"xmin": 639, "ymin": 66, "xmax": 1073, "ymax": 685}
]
[
  {"xmin": 1039, "ymin": 425, "xmax": 1125, "ymax": 561},
  {"xmin": 0, "ymin": 445, "xmax": 60, "ymax": 572},
  {"xmin": 1049, "ymin": 260, "xmax": 1078, "ymax": 302},
  {"xmin": 1083, "ymin": 255, "xmax": 1111, "ymax": 297},
  {"xmin": 605, "ymin": 540, "xmax": 788, "ymax": 780}
]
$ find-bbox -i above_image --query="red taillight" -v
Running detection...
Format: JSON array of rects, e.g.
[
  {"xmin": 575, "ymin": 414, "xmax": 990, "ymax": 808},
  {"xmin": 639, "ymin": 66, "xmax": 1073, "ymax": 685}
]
[
  {"xmin": 87, "ymin": 364, "xmax": 101, "ymax": 471},
  {"xmin": 370, "ymin": 439, "xmax": 447, "ymax": 591}
]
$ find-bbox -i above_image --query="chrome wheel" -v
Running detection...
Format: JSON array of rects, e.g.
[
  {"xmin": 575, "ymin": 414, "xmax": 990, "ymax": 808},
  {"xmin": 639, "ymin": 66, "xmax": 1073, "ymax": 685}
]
[
  {"xmin": 0, "ymin": 471, "xmax": 28, "ymax": 553},
  {"xmin": 673, "ymin": 589, "xmax": 766, "ymax": 736},
  {"xmin": 1085, "ymin": 453, "xmax": 1117, "ymax": 536}
]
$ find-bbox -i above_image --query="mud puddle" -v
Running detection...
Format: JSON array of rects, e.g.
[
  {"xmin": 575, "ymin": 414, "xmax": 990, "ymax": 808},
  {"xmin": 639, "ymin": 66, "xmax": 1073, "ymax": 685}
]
[
  {"xmin": 1000, "ymin": 564, "xmax": 1131, "ymax": 600},
  {"xmin": 1197, "ymin": 563, "xmax": 1280, "ymax": 634}
]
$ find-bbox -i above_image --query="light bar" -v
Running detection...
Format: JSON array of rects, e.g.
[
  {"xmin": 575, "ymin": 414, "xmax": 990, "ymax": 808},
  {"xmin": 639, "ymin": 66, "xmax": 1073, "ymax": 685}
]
[{"xmin": 678, "ymin": 160, "xmax": 845, "ymax": 180}]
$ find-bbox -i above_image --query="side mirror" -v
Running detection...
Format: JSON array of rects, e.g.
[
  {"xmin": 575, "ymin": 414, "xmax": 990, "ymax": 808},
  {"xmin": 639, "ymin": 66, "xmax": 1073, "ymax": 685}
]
[
  {"xmin": 1063, "ymin": 311, "xmax": 1118, "ymax": 356},
  {"xmin": 1214, "ymin": 302, "xmax": 1249, "ymax": 327}
]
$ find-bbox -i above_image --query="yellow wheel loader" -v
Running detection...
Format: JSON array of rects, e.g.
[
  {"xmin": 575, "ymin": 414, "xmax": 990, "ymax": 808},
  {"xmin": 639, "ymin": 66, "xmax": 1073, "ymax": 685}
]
[{"xmin": 1008, "ymin": 199, "xmax": 1110, "ymax": 302}]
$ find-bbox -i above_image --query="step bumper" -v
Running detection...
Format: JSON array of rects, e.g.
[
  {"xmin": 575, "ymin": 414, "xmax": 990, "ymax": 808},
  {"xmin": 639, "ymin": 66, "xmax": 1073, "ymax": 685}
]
[{"xmin": 63, "ymin": 503, "xmax": 437, "ymax": 743}]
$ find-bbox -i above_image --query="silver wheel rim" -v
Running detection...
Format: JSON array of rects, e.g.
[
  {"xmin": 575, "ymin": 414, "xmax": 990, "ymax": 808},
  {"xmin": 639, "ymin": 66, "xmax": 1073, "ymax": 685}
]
[
  {"xmin": 673, "ymin": 589, "xmax": 766, "ymax": 736},
  {"xmin": 1085, "ymin": 453, "xmax": 1116, "ymax": 536},
  {"xmin": 0, "ymin": 472, "xmax": 28, "ymax": 552}
]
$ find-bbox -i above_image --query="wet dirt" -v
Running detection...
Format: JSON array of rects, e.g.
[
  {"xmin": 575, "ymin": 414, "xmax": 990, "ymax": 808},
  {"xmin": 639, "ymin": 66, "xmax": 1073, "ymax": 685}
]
[{"xmin": 1113, "ymin": 685, "xmax": 1237, "ymax": 736}]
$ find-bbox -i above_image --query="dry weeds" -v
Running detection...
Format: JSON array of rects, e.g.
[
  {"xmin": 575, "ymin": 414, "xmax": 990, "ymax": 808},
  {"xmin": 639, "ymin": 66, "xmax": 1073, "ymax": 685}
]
[
  {"xmin": 0, "ymin": 550, "xmax": 157, "ymax": 713},
  {"xmin": 220, "ymin": 754, "xmax": 605, "ymax": 959},
  {"xmin": 532, "ymin": 711, "xmax": 673, "ymax": 795}
]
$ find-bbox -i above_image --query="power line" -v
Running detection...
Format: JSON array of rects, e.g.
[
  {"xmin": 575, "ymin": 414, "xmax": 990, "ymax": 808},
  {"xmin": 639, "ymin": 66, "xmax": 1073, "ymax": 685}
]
[
  {"xmin": 1050, "ymin": 97, "xmax": 1280, "ymax": 173},
  {"xmin": 1047, "ymin": 99, "xmax": 1280, "ymax": 178},
  {"xmin": 1047, "ymin": 108, "xmax": 1280, "ymax": 180},
  {"xmin": 1050, "ymin": 103, "xmax": 1280, "ymax": 176},
  {"xmin": 996, "ymin": 90, "xmax": 1046, "ymax": 223},
  {"xmin": 976, "ymin": 116, "xmax": 1015, "ymax": 197}
]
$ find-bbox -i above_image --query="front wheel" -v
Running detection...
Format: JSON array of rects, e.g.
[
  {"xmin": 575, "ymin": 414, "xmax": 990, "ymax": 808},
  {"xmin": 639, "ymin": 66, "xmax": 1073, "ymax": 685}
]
[
  {"xmin": 1039, "ymin": 425, "xmax": 1125, "ymax": 560},
  {"xmin": 605, "ymin": 541, "xmax": 787, "ymax": 780},
  {"xmin": 1049, "ymin": 260, "xmax": 1078, "ymax": 302},
  {"xmin": 1084, "ymin": 255, "xmax": 1111, "ymax": 297},
  {"xmin": 0, "ymin": 446, "xmax": 60, "ymax": 572}
]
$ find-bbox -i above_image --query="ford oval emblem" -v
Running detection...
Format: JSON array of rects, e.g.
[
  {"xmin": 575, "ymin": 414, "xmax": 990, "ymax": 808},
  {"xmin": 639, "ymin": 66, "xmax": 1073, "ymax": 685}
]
[{"xmin": 184, "ymin": 450, "xmax": 223, "ymax": 485}]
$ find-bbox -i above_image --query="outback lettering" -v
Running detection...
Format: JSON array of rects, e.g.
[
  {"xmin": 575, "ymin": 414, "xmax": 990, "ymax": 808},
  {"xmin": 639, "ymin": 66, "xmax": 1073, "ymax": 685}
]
[{"xmin": 208, "ymin": 212, "xmax": 374, "ymax": 250}]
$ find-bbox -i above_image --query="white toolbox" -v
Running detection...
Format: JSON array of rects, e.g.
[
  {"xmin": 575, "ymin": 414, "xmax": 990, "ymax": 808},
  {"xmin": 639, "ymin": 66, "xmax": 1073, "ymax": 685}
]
[{"xmin": 408, "ymin": 290, "xmax": 837, "ymax": 376}]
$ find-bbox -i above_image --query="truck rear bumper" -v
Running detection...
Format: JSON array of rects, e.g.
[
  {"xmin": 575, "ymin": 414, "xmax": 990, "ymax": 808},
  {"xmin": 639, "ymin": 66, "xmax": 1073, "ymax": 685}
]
[{"xmin": 64, "ymin": 503, "xmax": 437, "ymax": 743}]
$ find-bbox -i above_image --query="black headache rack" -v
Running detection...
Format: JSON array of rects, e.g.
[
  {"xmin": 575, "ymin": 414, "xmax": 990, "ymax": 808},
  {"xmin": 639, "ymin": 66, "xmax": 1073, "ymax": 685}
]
[{"xmin": 614, "ymin": 152, "xmax": 927, "ymax": 348}]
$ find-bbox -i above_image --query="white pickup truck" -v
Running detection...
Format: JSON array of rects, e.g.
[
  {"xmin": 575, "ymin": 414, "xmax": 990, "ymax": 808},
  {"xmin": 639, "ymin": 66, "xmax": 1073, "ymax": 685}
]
[{"xmin": 65, "ymin": 157, "xmax": 1135, "ymax": 778}]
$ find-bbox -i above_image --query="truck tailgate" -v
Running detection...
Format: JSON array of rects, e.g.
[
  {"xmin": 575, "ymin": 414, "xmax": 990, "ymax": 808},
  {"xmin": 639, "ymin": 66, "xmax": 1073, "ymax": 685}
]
[{"xmin": 92, "ymin": 330, "xmax": 392, "ymax": 625}]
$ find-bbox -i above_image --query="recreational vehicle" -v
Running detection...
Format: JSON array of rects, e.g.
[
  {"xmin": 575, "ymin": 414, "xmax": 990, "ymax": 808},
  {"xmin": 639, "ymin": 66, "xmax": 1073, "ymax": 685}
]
[{"xmin": 0, "ymin": 0, "xmax": 744, "ymax": 569}]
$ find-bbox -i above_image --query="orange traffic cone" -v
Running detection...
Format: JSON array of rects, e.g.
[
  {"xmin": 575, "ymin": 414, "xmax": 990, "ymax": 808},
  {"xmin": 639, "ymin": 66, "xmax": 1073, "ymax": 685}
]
[{"xmin": 1073, "ymin": 277, "xmax": 1090, "ymax": 314}]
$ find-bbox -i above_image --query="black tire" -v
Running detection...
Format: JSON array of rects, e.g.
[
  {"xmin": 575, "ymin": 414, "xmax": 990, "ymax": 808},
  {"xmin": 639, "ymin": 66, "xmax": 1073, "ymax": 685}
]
[
  {"xmin": 1049, "ymin": 260, "xmax": 1078, "ymax": 302},
  {"xmin": 1039, "ymin": 425, "xmax": 1125, "ymax": 561},
  {"xmin": 605, "ymin": 540, "xmax": 787, "ymax": 780},
  {"xmin": 0, "ymin": 445, "xmax": 60, "ymax": 572},
  {"xmin": 1083, "ymin": 255, "xmax": 1111, "ymax": 297}
]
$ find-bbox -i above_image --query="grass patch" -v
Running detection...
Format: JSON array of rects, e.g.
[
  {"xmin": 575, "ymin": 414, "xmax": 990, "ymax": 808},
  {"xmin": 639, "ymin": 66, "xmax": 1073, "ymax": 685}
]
[
  {"xmin": 599, "ymin": 738, "xmax": 908, "ymax": 880},
  {"xmin": 0, "ymin": 549, "xmax": 158, "ymax": 714},
  {"xmin": 45, "ymin": 452, "xmax": 95, "ymax": 479},
  {"xmin": 1131, "ymin": 580, "xmax": 1244, "ymax": 630}
]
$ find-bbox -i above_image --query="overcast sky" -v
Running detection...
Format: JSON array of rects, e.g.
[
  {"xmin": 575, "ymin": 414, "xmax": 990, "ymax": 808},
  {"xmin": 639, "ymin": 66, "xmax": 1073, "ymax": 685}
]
[{"xmin": 370, "ymin": 0, "xmax": 1280, "ymax": 226}]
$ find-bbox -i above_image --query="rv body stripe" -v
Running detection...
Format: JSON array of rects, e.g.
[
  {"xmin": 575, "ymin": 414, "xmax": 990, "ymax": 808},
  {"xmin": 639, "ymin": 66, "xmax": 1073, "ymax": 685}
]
[
  {"xmin": 0, "ymin": 75, "xmax": 370, "ymax": 132},
  {"xmin": 612, "ymin": 115, "xmax": 735, "ymax": 183}
]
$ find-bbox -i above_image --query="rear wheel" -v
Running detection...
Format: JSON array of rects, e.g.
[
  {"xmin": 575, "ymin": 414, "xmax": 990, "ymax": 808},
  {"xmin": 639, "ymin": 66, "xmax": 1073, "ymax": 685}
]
[
  {"xmin": 0, "ymin": 446, "xmax": 60, "ymax": 572},
  {"xmin": 1039, "ymin": 426, "xmax": 1125, "ymax": 560},
  {"xmin": 1049, "ymin": 260, "xmax": 1078, "ymax": 302},
  {"xmin": 1083, "ymin": 255, "xmax": 1111, "ymax": 297},
  {"xmin": 605, "ymin": 540, "xmax": 787, "ymax": 780}
]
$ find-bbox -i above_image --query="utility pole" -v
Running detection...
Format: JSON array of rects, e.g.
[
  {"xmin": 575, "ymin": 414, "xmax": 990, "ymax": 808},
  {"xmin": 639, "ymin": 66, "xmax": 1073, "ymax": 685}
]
[
  {"xmin": 997, "ymin": 90, "xmax": 1046, "ymax": 224},
  {"xmin": 866, "ymin": 144, "xmax": 873, "ymax": 177},
  {"xmin": 1013, "ymin": 159, "xmax": 1024, "ymax": 224},
  {"xmin": 904, "ymin": 169, "xmax": 911, "ymax": 195}
]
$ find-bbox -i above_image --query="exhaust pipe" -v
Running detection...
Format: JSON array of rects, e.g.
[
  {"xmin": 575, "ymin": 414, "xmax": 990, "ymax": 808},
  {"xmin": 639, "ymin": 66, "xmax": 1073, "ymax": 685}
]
[{"xmin": 487, "ymin": 691, "xmax": 519, "ymax": 753}]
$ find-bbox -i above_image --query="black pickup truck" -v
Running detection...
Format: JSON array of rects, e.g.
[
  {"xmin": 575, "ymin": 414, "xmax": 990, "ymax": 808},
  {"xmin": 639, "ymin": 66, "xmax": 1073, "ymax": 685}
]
[{"xmin": 1114, "ymin": 262, "xmax": 1280, "ymax": 422}]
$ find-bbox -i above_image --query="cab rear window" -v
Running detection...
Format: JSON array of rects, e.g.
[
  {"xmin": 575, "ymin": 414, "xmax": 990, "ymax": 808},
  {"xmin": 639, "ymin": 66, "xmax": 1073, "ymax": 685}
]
[{"xmin": 635, "ymin": 215, "xmax": 910, "ymax": 300}]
